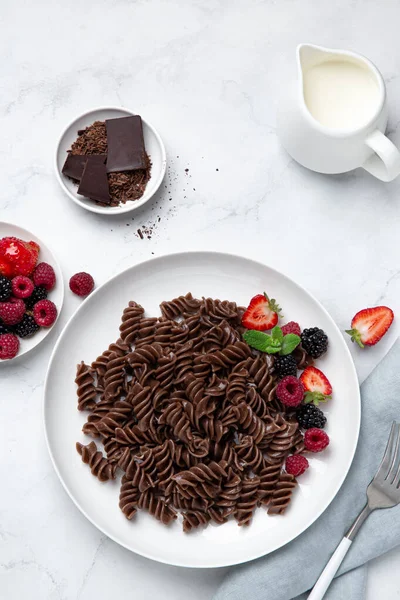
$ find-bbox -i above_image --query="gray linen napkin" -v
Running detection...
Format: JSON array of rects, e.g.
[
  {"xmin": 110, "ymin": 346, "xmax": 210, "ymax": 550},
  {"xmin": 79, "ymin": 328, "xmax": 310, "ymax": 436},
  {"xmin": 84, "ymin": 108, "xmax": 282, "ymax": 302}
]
[{"xmin": 214, "ymin": 338, "xmax": 400, "ymax": 600}]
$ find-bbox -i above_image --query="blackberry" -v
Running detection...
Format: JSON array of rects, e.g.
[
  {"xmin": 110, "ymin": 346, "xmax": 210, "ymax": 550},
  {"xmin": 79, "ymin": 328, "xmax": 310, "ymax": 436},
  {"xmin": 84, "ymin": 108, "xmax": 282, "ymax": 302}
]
[
  {"xmin": 300, "ymin": 327, "xmax": 328, "ymax": 359},
  {"xmin": 13, "ymin": 314, "xmax": 40, "ymax": 338},
  {"xmin": 274, "ymin": 354, "xmax": 297, "ymax": 378},
  {"xmin": 0, "ymin": 276, "xmax": 12, "ymax": 301},
  {"xmin": 25, "ymin": 285, "xmax": 48, "ymax": 310},
  {"xmin": 296, "ymin": 404, "xmax": 327, "ymax": 429},
  {"xmin": 0, "ymin": 320, "xmax": 10, "ymax": 335}
]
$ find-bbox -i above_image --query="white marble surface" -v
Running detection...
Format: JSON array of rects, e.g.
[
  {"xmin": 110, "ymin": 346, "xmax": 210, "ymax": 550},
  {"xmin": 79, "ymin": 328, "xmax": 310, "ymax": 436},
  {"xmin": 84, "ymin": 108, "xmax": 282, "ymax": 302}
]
[{"xmin": 1, "ymin": 0, "xmax": 400, "ymax": 598}]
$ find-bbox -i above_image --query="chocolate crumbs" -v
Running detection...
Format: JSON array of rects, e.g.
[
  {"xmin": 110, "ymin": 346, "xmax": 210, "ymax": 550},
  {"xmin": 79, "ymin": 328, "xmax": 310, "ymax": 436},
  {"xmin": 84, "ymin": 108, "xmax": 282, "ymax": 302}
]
[{"xmin": 68, "ymin": 121, "xmax": 151, "ymax": 207}]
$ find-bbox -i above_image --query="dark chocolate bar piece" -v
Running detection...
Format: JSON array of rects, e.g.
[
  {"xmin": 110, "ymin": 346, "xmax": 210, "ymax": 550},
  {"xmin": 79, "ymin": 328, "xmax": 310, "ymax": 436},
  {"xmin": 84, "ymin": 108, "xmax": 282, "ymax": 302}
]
[
  {"xmin": 62, "ymin": 154, "xmax": 106, "ymax": 182},
  {"xmin": 77, "ymin": 160, "xmax": 111, "ymax": 204},
  {"xmin": 106, "ymin": 115, "xmax": 146, "ymax": 173}
]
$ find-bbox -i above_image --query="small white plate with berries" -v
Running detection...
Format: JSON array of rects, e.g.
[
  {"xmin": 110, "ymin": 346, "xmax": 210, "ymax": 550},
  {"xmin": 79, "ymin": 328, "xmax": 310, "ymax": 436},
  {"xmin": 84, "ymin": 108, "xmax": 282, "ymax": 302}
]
[
  {"xmin": 0, "ymin": 222, "xmax": 64, "ymax": 363},
  {"xmin": 44, "ymin": 252, "xmax": 360, "ymax": 568}
]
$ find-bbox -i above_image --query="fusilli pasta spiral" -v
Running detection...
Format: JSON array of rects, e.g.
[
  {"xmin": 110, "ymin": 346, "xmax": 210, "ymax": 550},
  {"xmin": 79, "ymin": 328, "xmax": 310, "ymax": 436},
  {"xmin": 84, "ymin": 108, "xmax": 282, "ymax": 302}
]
[{"xmin": 75, "ymin": 293, "xmax": 313, "ymax": 531}]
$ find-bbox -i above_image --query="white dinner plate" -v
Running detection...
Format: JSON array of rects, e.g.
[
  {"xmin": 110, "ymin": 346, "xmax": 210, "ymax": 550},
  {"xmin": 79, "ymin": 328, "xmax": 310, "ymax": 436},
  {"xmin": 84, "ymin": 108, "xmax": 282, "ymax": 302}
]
[
  {"xmin": 44, "ymin": 252, "xmax": 360, "ymax": 568},
  {"xmin": 0, "ymin": 222, "xmax": 64, "ymax": 363}
]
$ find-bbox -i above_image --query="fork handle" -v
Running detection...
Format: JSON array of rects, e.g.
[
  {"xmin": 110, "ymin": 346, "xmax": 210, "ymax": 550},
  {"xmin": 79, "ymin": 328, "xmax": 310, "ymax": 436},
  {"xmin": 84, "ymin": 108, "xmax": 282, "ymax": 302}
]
[
  {"xmin": 307, "ymin": 537, "xmax": 352, "ymax": 600},
  {"xmin": 308, "ymin": 504, "xmax": 372, "ymax": 600}
]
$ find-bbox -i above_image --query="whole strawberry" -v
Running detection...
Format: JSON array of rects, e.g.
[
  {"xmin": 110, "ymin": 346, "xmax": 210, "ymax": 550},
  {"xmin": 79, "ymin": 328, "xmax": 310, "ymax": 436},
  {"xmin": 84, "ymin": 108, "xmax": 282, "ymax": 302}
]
[{"xmin": 0, "ymin": 237, "xmax": 40, "ymax": 277}]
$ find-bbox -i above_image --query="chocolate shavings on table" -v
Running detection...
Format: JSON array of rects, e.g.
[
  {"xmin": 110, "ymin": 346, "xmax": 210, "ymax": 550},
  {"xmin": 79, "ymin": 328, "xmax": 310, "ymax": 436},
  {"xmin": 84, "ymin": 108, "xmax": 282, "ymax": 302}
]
[{"xmin": 67, "ymin": 121, "xmax": 151, "ymax": 207}]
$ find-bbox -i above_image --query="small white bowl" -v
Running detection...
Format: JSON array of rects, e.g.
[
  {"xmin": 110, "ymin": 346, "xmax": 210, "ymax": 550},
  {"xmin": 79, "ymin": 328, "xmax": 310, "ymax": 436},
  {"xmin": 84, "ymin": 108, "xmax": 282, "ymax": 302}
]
[
  {"xmin": 0, "ymin": 222, "xmax": 64, "ymax": 364},
  {"xmin": 55, "ymin": 107, "xmax": 166, "ymax": 215}
]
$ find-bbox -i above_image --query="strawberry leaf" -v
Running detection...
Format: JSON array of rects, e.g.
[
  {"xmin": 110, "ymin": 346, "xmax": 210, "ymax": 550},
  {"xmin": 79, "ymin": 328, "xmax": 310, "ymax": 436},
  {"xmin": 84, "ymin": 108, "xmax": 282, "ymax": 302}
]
[
  {"xmin": 264, "ymin": 292, "xmax": 283, "ymax": 318},
  {"xmin": 345, "ymin": 328, "xmax": 364, "ymax": 348},
  {"xmin": 303, "ymin": 391, "xmax": 331, "ymax": 406},
  {"xmin": 280, "ymin": 333, "xmax": 301, "ymax": 356}
]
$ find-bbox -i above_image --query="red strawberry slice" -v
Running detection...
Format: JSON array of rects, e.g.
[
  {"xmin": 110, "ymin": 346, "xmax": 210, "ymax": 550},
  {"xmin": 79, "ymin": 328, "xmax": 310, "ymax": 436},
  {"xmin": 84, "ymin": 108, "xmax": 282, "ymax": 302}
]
[
  {"xmin": 300, "ymin": 366, "xmax": 332, "ymax": 405},
  {"xmin": 241, "ymin": 293, "xmax": 282, "ymax": 331},
  {"xmin": 346, "ymin": 306, "xmax": 394, "ymax": 348}
]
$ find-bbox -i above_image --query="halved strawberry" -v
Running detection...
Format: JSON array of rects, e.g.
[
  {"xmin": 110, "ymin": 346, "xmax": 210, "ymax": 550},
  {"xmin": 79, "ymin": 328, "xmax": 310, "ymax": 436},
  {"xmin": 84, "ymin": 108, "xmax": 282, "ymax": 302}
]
[
  {"xmin": 300, "ymin": 366, "xmax": 332, "ymax": 405},
  {"xmin": 346, "ymin": 306, "xmax": 394, "ymax": 348},
  {"xmin": 241, "ymin": 293, "xmax": 282, "ymax": 331}
]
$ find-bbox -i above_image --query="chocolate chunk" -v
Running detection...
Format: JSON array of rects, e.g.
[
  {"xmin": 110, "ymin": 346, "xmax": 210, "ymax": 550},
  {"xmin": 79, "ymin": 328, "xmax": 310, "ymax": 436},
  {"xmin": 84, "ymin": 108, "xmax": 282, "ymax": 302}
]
[
  {"xmin": 77, "ymin": 160, "xmax": 111, "ymax": 204},
  {"xmin": 106, "ymin": 115, "xmax": 146, "ymax": 172},
  {"xmin": 62, "ymin": 154, "xmax": 106, "ymax": 182}
]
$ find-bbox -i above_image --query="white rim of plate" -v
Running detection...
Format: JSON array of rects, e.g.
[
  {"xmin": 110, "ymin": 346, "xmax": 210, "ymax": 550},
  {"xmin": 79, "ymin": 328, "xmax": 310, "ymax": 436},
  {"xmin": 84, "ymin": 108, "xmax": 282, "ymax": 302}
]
[
  {"xmin": 43, "ymin": 251, "xmax": 361, "ymax": 567},
  {"xmin": 0, "ymin": 221, "xmax": 64, "ymax": 364},
  {"xmin": 54, "ymin": 106, "xmax": 167, "ymax": 215}
]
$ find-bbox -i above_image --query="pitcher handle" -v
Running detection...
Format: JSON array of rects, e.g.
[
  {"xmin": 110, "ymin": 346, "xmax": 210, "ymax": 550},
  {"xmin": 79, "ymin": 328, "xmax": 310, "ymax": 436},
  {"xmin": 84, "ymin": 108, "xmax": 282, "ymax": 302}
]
[{"xmin": 362, "ymin": 129, "xmax": 400, "ymax": 182}]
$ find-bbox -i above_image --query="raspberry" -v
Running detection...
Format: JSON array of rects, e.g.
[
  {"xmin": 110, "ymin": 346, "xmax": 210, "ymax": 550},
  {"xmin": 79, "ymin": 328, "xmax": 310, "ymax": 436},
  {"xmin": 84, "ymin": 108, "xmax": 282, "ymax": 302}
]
[
  {"xmin": 276, "ymin": 376, "xmax": 304, "ymax": 407},
  {"xmin": 33, "ymin": 299, "xmax": 57, "ymax": 327},
  {"xmin": 0, "ymin": 237, "xmax": 40, "ymax": 276},
  {"xmin": 13, "ymin": 314, "xmax": 40, "ymax": 338},
  {"xmin": 301, "ymin": 328, "xmax": 328, "ymax": 359},
  {"xmin": 69, "ymin": 272, "xmax": 94, "ymax": 297},
  {"xmin": 274, "ymin": 355, "xmax": 297, "ymax": 378},
  {"xmin": 296, "ymin": 404, "xmax": 327, "ymax": 429},
  {"xmin": 0, "ymin": 333, "xmax": 19, "ymax": 359},
  {"xmin": 286, "ymin": 455, "xmax": 309, "ymax": 477},
  {"xmin": 25, "ymin": 286, "xmax": 48, "ymax": 310},
  {"xmin": 0, "ymin": 276, "xmax": 12, "ymax": 301},
  {"xmin": 33, "ymin": 262, "xmax": 56, "ymax": 291},
  {"xmin": 0, "ymin": 298, "xmax": 25, "ymax": 325},
  {"xmin": 281, "ymin": 321, "xmax": 301, "ymax": 336},
  {"xmin": 11, "ymin": 275, "xmax": 34, "ymax": 299},
  {"xmin": 304, "ymin": 428, "xmax": 330, "ymax": 452}
]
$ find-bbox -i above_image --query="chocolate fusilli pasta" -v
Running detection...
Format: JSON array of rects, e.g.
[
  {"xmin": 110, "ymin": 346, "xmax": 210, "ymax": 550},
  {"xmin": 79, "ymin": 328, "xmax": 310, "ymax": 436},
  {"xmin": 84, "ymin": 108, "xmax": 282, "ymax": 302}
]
[{"xmin": 75, "ymin": 294, "xmax": 312, "ymax": 531}]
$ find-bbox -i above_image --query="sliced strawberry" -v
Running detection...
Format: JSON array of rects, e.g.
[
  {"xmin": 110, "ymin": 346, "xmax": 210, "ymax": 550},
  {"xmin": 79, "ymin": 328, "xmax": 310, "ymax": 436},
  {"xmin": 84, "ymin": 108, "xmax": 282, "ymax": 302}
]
[
  {"xmin": 346, "ymin": 306, "xmax": 394, "ymax": 348},
  {"xmin": 241, "ymin": 293, "xmax": 282, "ymax": 331},
  {"xmin": 300, "ymin": 366, "xmax": 332, "ymax": 405}
]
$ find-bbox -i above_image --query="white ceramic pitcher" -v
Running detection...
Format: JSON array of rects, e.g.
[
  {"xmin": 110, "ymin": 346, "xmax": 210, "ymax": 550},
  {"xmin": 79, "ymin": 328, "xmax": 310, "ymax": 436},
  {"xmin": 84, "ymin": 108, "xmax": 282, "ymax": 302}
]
[{"xmin": 277, "ymin": 44, "xmax": 400, "ymax": 181}]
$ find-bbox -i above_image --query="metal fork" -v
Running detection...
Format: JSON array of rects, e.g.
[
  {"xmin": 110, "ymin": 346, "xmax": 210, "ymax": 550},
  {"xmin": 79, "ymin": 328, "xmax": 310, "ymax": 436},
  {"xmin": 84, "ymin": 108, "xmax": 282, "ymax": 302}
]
[{"xmin": 309, "ymin": 421, "xmax": 400, "ymax": 600}]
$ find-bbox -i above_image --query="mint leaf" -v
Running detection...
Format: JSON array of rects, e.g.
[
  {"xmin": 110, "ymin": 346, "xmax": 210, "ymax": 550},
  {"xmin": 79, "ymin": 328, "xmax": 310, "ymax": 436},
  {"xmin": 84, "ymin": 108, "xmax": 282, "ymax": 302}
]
[
  {"xmin": 264, "ymin": 345, "xmax": 281, "ymax": 354},
  {"xmin": 280, "ymin": 333, "xmax": 301, "ymax": 355},
  {"xmin": 243, "ymin": 330, "xmax": 282, "ymax": 354},
  {"xmin": 271, "ymin": 326, "xmax": 283, "ymax": 343},
  {"xmin": 243, "ymin": 330, "xmax": 272, "ymax": 352}
]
